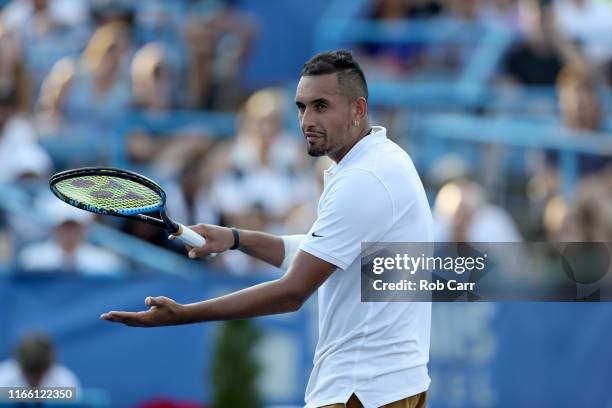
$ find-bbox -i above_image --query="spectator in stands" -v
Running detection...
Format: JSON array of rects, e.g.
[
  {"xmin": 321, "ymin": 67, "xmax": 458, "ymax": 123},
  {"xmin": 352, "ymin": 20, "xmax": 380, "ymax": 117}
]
[
  {"xmin": 127, "ymin": 41, "xmax": 207, "ymax": 166},
  {"xmin": 557, "ymin": 63, "xmax": 603, "ymax": 133},
  {"xmin": 3, "ymin": 0, "xmax": 65, "ymax": 40},
  {"xmin": 135, "ymin": 1, "xmax": 183, "ymax": 40},
  {"xmin": 164, "ymin": 153, "xmax": 220, "ymax": 228},
  {"xmin": 284, "ymin": 156, "xmax": 332, "ymax": 234},
  {"xmin": 525, "ymin": 63, "xmax": 610, "ymax": 238},
  {"xmin": 0, "ymin": 87, "xmax": 52, "ymax": 183},
  {"xmin": 121, "ymin": 152, "xmax": 216, "ymax": 253},
  {"xmin": 2, "ymin": 0, "xmax": 90, "ymax": 103},
  {"xmin": 557, "ymin": 62, "xmax": 612, "ymax": 176},
  {"xmin": 568, "ymin": 167, "xmax": 612, "ymax": 242},
  {"xmin": 443, "ymin": 0, "xmax": 479, "ymax": 21},
  {"xmin": 204, "ymin": 88, "xmax": 317, "ymax": 272},
  {"xmin": 0, "ymin": 333, "xmax": 81, "ymax": 389},
  {"xmin": 1, "ymin": 0, "xmax": 89, "ymax": 34},
  {"xmin": 45, "ymin": 22, "xmax": 132, "ymax": 126},
  {"xmin": 501, "ymin": 0, "xmax": 580, "ymax": 85},
  {"xmin": 128, "ymin": 42, "xmax": 172, "ymax": 162},
  {"xmin": 1, "ymin": 116, "xmax": 54, "ymax": 247},
  {"xmin": 90, "ymin": 0, "xmax": 134, "ymax": 26},
  {"xmin": 34, "ymin": 57, "xmax": 75, "ymax": 133},
  {"xmin": 0, "ymin": 21, "xmax": 29, "ymax": 110},
  {"xmin": 209, "ymin": 88, "xmax": 317, "ymax": 233},
  {"xmin": 433, "ymin": 178, "xmax": 523, "ymax": 242},
  {"xmin": 356, "ymin": 0, "xmax": 443, "ymax": 77},
  {"xmin": 476, "ymin": 0, "xmax": 521, "ymax": 33},
  {"xmin": 553, "ymin": 0, "xmax": 612, "ymax": 70},
  {"xmin": 18, "ymin": 199, "xmax": 123, "ymax": 275},
  {"xmin": 131, "ymin": 42, "xmax": 174, "ymax": 112},
  {"xmin": 183, "ymin": 0, "xmax": 257, "ymax": 110},
  {"xmin": 544, "ymin": 166, "xmax": 612, "ymax": 242}
]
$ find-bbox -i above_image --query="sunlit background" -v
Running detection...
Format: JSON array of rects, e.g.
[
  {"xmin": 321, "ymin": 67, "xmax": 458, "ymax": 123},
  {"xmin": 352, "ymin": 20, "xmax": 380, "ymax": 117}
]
[{"xmin": 0, "ymin": 0, "xmax": 611, "ymax": 407}]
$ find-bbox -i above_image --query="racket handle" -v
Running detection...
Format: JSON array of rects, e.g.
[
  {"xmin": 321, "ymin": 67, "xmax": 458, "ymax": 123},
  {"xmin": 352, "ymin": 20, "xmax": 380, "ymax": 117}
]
[
  {"xmin": 176, "ymin": 224, "xmax": 218, "ymax": 258},
  {"xmin": 176, "ymin": 224, "xmax": 206, "ymax": 247}
]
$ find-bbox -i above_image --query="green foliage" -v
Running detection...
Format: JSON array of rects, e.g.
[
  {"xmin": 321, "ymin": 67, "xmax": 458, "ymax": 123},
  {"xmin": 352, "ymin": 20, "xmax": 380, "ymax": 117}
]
[{"xmin": 210, "ymin": 319, "xmax": 262, "ymax": 408}]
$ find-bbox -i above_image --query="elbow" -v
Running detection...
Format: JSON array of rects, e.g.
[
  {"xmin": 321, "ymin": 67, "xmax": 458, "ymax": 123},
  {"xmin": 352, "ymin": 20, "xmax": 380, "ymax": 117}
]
[
  {"xmin": 286, "ymin": 298, "xmax": 303, "ymax": 312},
  {"xmin": 278, "ymin": 273, "xmax": 316, "ymax": 313},
  {"xmin": 285, "ymin": 291, "xmax": 306, "ymax": 312},
  {"xmin": 283, "ymin": 285, "xmax": 309, "ymax": 312}
]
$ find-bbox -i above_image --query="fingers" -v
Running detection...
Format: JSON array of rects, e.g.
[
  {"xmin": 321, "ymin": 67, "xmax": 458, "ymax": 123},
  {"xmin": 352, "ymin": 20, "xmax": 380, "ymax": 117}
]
[
  {"xmin": 172, "ymin": 224, "xmax": 208, "ymax": 241},
  {"xmin": 100, "ymin": 311, "xmax": 149, "ymax": 327},
  {"xmin": 168, "ymin": 234, "xmax": 194, "ymax": 251},
  {"xmin": 188, "ymin": 223, "xmax": 209, "ymax": 236},
  {"xmin": 188, "ymin": 244, "xmax": 217, "ymax": 259},
  {"xmin": 145, "ymin": 296, "xmax": 171, "ymax": 308},
  {"xmin": 169, "ymin": 224, "xmax": 220, "ymax": 259}
]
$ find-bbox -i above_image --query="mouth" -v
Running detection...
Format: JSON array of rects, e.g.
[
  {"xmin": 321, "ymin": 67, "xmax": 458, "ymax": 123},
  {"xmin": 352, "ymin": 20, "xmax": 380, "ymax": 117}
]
[{"xmin": 305, "ymin": 131, "xmax": 324, "ymax": 142}]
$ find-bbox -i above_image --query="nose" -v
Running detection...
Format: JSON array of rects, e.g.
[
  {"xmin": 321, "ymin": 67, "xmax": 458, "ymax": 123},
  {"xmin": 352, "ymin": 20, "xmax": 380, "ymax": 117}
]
[{"xmin": 300, "ymin": 106, "xmax": 316, "ymax": 131}]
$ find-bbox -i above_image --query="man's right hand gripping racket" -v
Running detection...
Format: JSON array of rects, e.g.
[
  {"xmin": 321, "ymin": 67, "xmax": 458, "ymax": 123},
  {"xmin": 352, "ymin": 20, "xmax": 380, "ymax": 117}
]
[{"xmin": 49, "ymin": 167, "xmax": 216, "ymax": 257}]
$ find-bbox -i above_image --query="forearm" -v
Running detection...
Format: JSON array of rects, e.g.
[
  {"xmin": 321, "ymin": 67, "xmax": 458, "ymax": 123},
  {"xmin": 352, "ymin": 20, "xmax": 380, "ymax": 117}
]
[
  {"xmin": 181, "ymin": 278, "xmax": 302, "ymax": 323},
  {"xmin": 236, "ymin": 229, "xmax": 285, "ymax": 267}
]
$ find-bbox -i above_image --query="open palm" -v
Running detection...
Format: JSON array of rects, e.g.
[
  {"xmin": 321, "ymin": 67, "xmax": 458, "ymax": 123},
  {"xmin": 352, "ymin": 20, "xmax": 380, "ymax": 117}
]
[{"xmin": 101, "ymin": 296, "xmax": 187, "ymax": 327}]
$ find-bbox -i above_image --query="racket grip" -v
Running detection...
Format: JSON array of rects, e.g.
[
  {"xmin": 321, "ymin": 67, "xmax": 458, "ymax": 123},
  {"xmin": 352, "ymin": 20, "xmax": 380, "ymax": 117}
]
[
  {"xmin": 176, "ymin": 224, "xmax": 206, "ymax": 247},
  {"xmin": 176, "ymin": 224, "xmax": 218, "ymax": 258}
]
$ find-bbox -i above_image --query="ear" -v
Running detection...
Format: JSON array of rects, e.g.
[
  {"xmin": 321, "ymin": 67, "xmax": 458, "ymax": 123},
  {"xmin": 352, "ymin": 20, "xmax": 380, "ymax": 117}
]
[{"xmin": 352, "ymin": 96, "xmax": 368, "ymax": 122}]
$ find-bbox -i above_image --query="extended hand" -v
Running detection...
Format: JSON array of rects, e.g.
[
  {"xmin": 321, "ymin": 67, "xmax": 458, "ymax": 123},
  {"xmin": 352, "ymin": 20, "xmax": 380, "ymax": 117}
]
[{"xmin": 100, "ymin": 296, "xmax": 188, "ymax": 327}]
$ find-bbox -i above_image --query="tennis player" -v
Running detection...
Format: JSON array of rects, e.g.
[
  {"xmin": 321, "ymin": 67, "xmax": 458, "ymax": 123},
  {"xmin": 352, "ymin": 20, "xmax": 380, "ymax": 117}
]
[{"xmin": 102, "ymin": 50, "xmax": 433, "ymax": 408}]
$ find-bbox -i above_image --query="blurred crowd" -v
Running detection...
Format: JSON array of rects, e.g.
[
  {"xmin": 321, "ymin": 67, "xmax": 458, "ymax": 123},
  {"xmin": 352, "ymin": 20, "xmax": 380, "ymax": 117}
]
[
  {"xmin": 0, "ymin": 0, "xmax": 610, "ymax": 277},
  {"xmin": 357, "ymin": 0, "xmax": 612, "ymax": 246},
  {"xmin": 0, "ymin": 0, "xmax": 324, "ymax": 275}
]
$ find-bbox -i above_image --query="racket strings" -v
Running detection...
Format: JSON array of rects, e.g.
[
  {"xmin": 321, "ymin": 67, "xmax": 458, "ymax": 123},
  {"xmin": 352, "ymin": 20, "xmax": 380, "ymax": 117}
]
[{"xmin": 54, "ymin": 175, "xmax": 162, "ymax": 213}]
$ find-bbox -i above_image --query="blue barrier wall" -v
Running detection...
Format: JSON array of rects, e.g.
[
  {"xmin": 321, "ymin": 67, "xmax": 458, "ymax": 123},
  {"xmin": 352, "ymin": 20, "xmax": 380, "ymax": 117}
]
[
  {"xmin": 0, "ymin": 274, "xmax": 314, "ymax": 408},
  {"xmin": 428, "ymin": 303, "xmax": 612, "ymax": 408},
  {"xmin": 1, "ymin": 275, "xmax": 611, "ymax": 408}
]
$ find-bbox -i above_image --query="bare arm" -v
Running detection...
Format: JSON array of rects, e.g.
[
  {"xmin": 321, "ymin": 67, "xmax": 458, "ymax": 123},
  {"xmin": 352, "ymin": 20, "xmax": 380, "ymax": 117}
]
[
  {"xmin": 236, "ymin": 229, "xmax": 286, "ymax": 268},
  {"xmin": 100, "ymin": 250, "xmax": 336, "ymax": 327},
  {"xmin": 177, "ymin": 224, "xmax": 286, "ymax": 268},
  {"xmin": 182, "ymin": 250, "xmax": 334, "ymax": 322}
]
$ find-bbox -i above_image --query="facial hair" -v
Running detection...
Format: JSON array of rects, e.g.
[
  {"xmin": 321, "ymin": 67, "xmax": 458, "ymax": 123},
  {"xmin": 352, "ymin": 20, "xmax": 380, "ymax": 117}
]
[{"xmin": 305, "ymin": 131, "xmax": 327, "ymax": 157}]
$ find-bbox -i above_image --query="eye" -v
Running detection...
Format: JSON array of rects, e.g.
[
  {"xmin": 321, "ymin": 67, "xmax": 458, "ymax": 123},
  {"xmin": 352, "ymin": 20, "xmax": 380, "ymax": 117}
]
[{"xmin": 315, "ymin": 102, "xmax": 327, "ymax": 111}]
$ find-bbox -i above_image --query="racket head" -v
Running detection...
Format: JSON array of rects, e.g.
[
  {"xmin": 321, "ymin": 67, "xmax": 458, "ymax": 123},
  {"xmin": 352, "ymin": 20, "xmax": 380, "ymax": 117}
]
[{"xmin": 49, "ymin": 167, "xmax": 167, "ymax": 219}]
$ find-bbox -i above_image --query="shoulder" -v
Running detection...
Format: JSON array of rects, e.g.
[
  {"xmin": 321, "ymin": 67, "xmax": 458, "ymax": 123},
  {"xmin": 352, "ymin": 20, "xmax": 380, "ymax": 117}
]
[
  {"xmin": 77, "ymin": 244, "xmax": 123, "ymax": 273},
  {"xmin": 352, "ymin": 135, "xmax": 413, "ymax": 173},
  {"xmin": 0, "ymin": 359, "xmax": 18, "ymax": 372},
  {"xmin": 331, "ymin": 167, "xmax": 390, "ymax": 197},
  {"xmin": 323, "ymin": 168, "xmax": 394, "ymax": 219},
  {"xmin": 43, "ymin": 364, "xmax": 81, "ymax": 388},
  {"xmin": 0, "ymin": 359, "xmax": 24, "ymax": 386},
  {"xmin": 19, "ymin": 241, "xmax": 58, "ymax": 258},
  {"xmin": 342, "ymin": 140, "xmax": 418, "ymax": 193}
]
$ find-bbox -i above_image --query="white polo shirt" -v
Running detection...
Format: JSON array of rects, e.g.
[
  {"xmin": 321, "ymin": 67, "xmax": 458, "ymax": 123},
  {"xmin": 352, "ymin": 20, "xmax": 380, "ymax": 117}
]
[{"xmin": 294, "ymin": 126, "xmax": 433, "ymax": 408}]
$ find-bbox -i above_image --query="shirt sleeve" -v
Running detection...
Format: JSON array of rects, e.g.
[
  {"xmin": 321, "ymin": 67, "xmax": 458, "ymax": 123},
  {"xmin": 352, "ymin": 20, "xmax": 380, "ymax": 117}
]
[
  {"xmin": 280, "ymin": 234, "xmax": 306, "ymax": 270},
  {"xmin": 299, "ymin": 169, "xmax": 394, "ymax": 270}
]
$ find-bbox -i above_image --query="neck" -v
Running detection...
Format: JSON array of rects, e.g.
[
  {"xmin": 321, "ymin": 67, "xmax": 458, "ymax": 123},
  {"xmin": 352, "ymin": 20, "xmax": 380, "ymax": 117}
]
[{"xmin": 330, "ymin": 124, "xmax": 372, "ymax": 163}]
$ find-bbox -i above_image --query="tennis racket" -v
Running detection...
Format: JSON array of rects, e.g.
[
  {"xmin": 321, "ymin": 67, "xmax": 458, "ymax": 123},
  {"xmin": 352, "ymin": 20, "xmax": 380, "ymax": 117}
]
[{"xmin": 49, "ymin": 167, "xmax": 210, "ymax": 251}]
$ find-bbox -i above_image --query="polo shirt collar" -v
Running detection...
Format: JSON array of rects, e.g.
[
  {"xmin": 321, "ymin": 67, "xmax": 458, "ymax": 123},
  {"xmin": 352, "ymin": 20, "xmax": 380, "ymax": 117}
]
[{"xmin": 334, "ymin": 125, "xmax": 386, "ymax": 170}]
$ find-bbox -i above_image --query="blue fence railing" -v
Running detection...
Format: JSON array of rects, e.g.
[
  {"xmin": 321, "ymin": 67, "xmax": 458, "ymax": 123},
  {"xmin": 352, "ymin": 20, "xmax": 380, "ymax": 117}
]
[{"xmin": 406, "ymin": 113, "xmax": 612, "ymax": 199}]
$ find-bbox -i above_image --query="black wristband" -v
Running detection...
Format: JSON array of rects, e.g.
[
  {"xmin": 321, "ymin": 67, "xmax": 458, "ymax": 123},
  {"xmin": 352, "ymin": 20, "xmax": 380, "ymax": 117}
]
[{"xmin": 229, "ymin": 227, "xmax": 240, "ymax": 250}]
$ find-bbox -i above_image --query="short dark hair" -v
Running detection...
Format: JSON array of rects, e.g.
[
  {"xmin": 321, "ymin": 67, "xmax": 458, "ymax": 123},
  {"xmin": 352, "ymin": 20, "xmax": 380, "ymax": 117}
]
[
  {"xmin": 17, "ymin": 334, "xmax": 55, "ymax": 377},
  {"xmin": 301, "ymin": 50, "xmax": 368, "ymax": 102}
]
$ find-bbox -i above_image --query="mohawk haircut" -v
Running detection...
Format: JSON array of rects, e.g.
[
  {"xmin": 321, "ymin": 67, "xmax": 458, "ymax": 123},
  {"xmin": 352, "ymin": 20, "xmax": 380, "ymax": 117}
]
[{"xmin": 301, "ymin": 50, "xmax": 368, "ymax": 102}]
